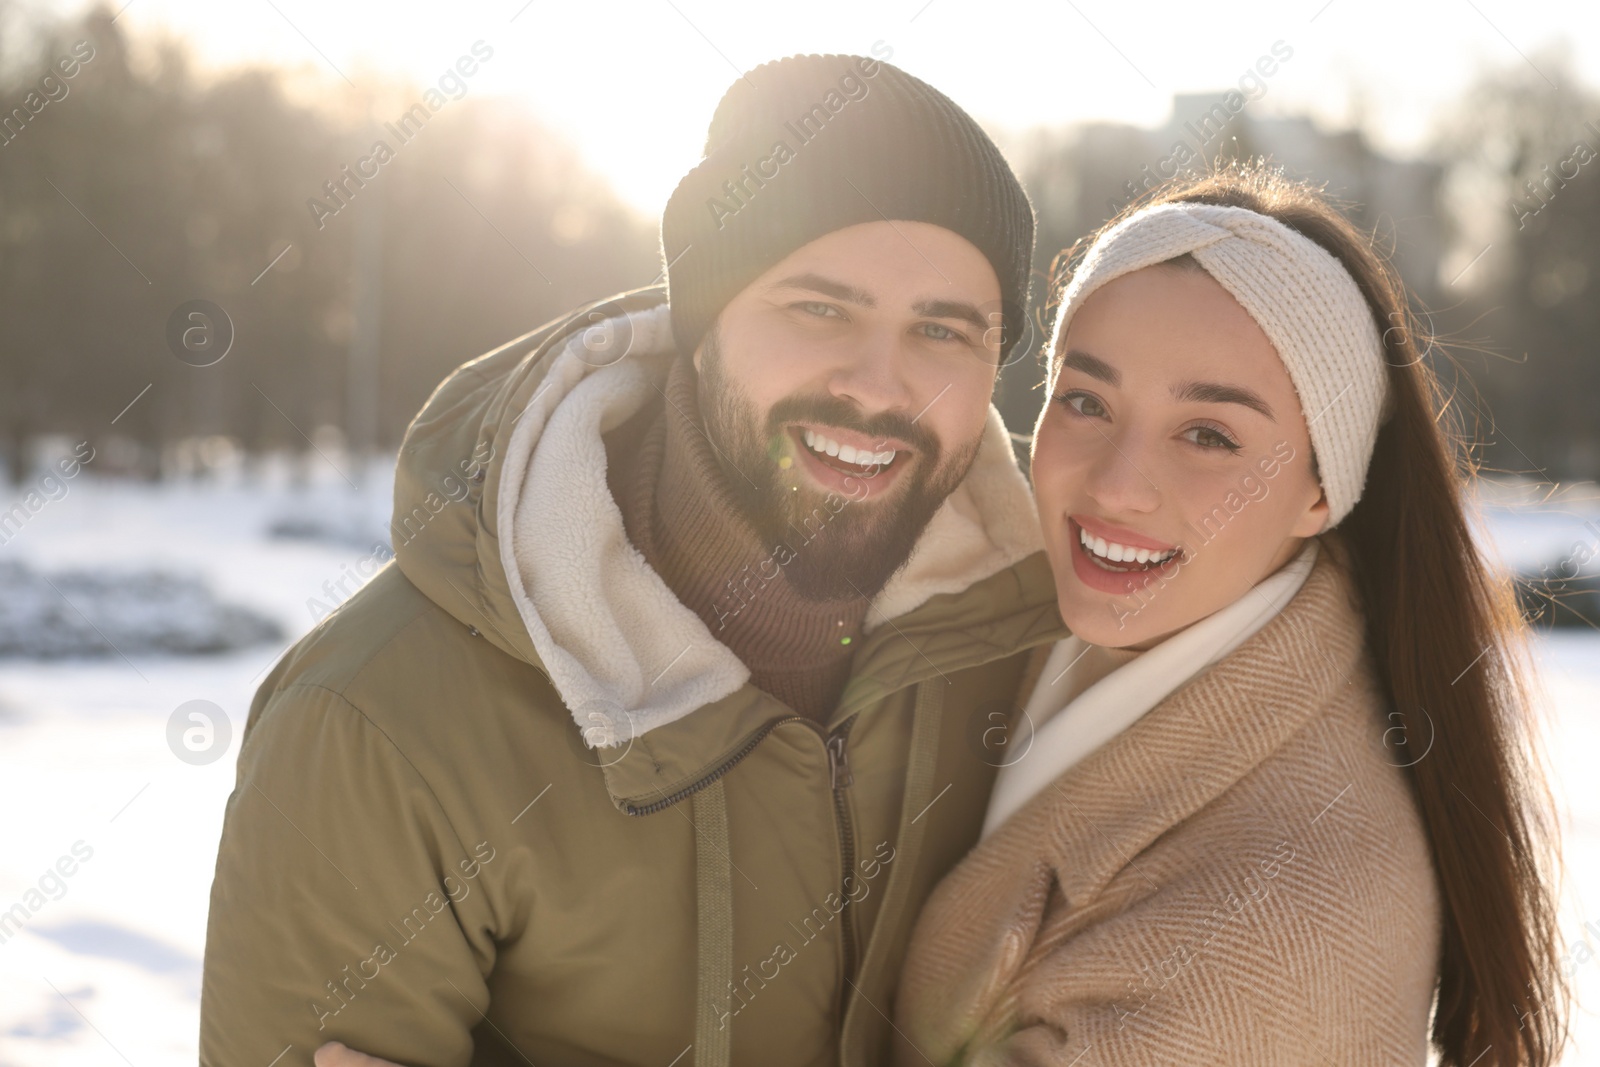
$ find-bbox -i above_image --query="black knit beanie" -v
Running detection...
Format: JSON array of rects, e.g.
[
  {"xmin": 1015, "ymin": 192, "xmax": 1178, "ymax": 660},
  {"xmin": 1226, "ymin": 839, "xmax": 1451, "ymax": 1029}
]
[{"xmin": 660, "ymin": 53, "xmax": 1036, "ymax": 363}]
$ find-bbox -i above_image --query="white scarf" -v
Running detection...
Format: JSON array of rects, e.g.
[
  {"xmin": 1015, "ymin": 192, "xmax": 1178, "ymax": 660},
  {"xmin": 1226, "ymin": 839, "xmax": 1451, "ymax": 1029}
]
[{"xmin": 982, "ymin": 537, "xmax": 1321, "ymax": 839}]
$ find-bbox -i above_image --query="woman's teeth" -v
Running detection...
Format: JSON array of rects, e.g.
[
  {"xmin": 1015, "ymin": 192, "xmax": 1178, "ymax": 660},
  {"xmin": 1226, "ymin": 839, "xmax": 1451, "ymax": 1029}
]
[
  {"xmin": 803, "ymin": 428, "xmax": 897, "ymax": 469},
  {"xmin": 1079, "ymin": 525, "xmax": 1178, "ymax": 568}
]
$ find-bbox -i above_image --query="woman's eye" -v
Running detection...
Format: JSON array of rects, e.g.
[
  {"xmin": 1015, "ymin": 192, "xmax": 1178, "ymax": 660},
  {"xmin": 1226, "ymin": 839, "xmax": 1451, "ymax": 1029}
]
[
  {"xmin": 1054, "ymin": 391, "xmax": 1107, "ymax": 419},
  {"xmin": 1183, "ymin": 424, "xmax": 1241, "ymax": 451}
]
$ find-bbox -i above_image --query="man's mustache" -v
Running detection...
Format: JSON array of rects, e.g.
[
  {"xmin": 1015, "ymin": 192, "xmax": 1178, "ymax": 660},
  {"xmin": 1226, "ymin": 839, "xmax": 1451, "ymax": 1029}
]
[{"xmin": 766, "ymin": 394, "xmax": 941, "ymax": 457}]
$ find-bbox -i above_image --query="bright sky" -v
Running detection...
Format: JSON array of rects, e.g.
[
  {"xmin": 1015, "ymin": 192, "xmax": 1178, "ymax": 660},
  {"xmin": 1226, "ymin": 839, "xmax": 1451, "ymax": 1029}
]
[{"xmin": 59, "ymin": 0, "xmax": 1600, "ymax": 217}]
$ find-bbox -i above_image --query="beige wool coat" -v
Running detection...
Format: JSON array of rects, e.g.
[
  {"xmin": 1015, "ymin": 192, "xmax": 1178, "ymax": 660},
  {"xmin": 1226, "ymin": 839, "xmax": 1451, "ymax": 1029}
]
[{"xmin": 893, "ymin": 540, "xmax": 1442, "ymax": 1066}]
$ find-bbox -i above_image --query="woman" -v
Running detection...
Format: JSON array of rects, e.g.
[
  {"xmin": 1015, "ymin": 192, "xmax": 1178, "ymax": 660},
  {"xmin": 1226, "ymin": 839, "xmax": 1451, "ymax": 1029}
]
[{"xmin": 892, "ymin": 163, "xmax": 1567, "ymax": 1066}]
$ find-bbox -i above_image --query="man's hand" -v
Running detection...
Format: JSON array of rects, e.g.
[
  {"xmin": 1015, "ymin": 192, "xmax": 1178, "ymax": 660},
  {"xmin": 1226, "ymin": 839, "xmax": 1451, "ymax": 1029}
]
[{"xmin": 313, "ymin": 1041, "xmax": 408, "ymax": 1067}]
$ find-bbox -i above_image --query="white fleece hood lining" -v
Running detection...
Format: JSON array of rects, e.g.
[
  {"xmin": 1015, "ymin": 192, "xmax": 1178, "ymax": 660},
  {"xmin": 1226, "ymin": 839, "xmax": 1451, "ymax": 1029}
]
[{"xmin": 497, "ymin": 304, "xmax": 1042, "ymax": 748}]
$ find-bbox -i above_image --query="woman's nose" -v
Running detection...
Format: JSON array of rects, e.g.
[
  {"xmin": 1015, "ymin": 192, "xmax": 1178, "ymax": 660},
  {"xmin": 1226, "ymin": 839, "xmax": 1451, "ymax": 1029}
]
[{"xmin": 1082, "ymin": 429, "xmax": 1162, "ymax": 514}]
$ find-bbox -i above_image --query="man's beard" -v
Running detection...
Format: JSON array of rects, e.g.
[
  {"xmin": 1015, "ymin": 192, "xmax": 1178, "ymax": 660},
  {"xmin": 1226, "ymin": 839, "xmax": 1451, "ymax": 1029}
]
[{"xmin": 696, "ymin": 326, "xmax": 985, "ymax": 602}]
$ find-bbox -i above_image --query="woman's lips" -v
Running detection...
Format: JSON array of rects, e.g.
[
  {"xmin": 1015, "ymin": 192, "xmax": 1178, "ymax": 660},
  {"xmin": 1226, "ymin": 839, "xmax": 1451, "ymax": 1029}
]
[
  {"xmin": 1074, "ymin": 513, "xmax": 1179, "ymax": 553},
  {"xmin": 1065, "ymin": 517, "xmax": 1180, "ymax": 596}
]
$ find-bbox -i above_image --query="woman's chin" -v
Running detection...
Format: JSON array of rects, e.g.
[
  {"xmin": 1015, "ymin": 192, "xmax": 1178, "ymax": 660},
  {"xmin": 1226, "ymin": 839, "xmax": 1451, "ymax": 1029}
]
[
  {"xmin": 1055, "ymin": 583, "xmax": 1144, "ymax": 648},
  {"xmin": 1052, "ymin": 569, "xmax": 1207, "ymax": 650},
  {"xmin": 1047, "ymin": 527, "xmax": 1243, "ymax": 648}
]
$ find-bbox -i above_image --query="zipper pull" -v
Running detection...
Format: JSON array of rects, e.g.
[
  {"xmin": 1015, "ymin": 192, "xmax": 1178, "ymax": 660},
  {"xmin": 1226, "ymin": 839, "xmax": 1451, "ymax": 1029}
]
[{"xmin": 826, "ymin": 732, "xmax": 853, "ymax": 790}]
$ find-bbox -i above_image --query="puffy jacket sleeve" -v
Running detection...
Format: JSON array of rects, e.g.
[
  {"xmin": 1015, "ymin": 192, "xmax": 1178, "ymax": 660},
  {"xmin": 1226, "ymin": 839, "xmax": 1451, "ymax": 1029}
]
[{"xmin": 200, "ymin": 681, "xmax": 500, "ymax": 1067}]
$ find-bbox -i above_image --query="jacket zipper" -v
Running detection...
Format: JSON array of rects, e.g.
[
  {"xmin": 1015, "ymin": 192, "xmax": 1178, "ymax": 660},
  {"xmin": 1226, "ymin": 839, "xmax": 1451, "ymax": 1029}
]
[
  {"xmin": 623, "ymin": 710, "xmax": 862, "ymax": 1025},
  {"xmin": 826, "ymin": 717, "xmax": 859, "ymax": 1027},
  {"xmin": 621, "ymin": 713, "xmax": 808, "ymax": 816}
]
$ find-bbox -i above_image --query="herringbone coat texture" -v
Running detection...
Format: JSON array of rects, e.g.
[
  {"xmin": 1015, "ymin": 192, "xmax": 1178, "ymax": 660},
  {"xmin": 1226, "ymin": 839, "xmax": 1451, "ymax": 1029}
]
[{"xmin": 893, "ymin": 541, "xmax": 1442, "ymax": 1065}]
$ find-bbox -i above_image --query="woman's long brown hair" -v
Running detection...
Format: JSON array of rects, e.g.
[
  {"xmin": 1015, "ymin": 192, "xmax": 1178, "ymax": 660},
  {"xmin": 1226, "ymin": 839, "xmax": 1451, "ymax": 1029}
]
[{"xmin": 1044, "ymin": 160, "xmax": 1568, "ymax": 1066}]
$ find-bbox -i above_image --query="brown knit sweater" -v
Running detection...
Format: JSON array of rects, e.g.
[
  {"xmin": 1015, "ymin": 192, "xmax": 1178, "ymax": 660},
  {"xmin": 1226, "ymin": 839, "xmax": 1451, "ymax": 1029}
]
[
  {"xmin": 893, "ymin": 540, "xmax": 1442, "ymax": 1065},
  {"xmin": 604, "ymin": 354, "xmax": 870, "ymax": 723}
]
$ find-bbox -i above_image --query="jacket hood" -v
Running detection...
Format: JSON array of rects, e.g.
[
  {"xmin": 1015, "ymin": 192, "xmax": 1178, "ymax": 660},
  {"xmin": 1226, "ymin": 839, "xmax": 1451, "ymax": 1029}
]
[{"xmin": 391, "ymin": 288, "xmax": 1045, "ymax": 748}]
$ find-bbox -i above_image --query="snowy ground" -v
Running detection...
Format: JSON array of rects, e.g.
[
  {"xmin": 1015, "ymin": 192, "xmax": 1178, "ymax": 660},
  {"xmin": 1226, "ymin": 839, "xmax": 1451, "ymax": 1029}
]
[
  {"xmin": 0, "ymin": 458, "xmax": 392, "ymax": 1066},
  {"xmin": 1, "ymin": 465, "xmax": 1599, "ymax": 1064}
]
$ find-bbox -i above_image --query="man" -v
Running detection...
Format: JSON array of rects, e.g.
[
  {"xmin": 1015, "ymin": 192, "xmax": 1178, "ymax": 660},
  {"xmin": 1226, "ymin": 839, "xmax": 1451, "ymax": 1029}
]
[{"xmin": 200, "ymin": 53, "xmax": 1064, "ymax": 1067}]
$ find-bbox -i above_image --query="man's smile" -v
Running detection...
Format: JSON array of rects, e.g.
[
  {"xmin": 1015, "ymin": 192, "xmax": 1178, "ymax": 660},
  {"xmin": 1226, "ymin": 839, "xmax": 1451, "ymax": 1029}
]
[{"xmin": 782, "ymin": 422, "xmax": 914, "ymax": 499}]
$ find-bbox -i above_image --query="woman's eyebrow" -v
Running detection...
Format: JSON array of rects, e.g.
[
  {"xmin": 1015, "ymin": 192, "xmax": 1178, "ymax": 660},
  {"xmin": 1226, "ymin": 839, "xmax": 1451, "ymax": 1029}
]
[
  {"xmin": 1060, "ymin": 349, "xmax": 1119, "ymax": 385},
  {"xmin": 1172, "ymin": 379, "xmax": 1276, "ymax": 420}
]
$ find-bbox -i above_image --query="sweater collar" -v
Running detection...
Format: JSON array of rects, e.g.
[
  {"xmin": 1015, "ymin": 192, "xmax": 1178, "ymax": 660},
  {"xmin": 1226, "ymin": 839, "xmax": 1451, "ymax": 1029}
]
[{"xmin": 615, "ymin": 354, "xmax": 871, "ymax": 721}]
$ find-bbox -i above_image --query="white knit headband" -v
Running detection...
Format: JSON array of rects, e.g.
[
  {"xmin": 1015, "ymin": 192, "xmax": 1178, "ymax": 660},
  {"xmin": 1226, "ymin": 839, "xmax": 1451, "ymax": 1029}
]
[{"xmin": 1041, "ymin": 201, "xmax": 1390, "ymax": 528}]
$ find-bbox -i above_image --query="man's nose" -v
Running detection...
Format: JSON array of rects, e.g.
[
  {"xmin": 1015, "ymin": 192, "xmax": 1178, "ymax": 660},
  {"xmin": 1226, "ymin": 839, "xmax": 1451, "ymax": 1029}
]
[{"xmin": 824, "ymin": 329, "xmax": 916, "ymax": 416}]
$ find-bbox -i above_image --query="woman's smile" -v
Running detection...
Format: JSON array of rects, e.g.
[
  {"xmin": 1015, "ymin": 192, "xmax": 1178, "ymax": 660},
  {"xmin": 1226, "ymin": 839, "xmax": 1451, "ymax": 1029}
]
[{"xmin": 1065, "ymin": 515, "xmax": 1183, "ymax": 596}]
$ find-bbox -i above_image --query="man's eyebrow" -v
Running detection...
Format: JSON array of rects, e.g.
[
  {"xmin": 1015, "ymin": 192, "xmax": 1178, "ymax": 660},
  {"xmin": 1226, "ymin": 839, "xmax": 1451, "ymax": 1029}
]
[
  {"xmin": 1172, "ymin": 380, "xmax": 1276, "ymax": 420},
  {"xmin": 767, "ymin": 272, "xmax": 876, "ymax": 307},
  {"xmin": 1059, "ymin": 348, "xmax": 1120, "ymax": 386},
  {"xmin": 911, "ymin": 298, "xmax": 989, "ymax": 335}
]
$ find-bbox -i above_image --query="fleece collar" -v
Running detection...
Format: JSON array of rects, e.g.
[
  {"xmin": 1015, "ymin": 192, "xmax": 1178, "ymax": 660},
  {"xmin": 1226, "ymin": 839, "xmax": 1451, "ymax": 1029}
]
[{"xmin": 495, "ymin": 301, "xmax": 1043, "ymax": 748}]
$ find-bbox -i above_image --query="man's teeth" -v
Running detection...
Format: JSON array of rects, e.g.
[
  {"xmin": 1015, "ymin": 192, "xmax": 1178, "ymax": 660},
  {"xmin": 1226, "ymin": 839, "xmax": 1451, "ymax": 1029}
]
[
  {"xmin": 802, "ymin": 429, "xmax": 896, "ymax": 468},
  {"xmin": 1079, "ymin": 526, "xmax": 1177, "ymax": 566}
]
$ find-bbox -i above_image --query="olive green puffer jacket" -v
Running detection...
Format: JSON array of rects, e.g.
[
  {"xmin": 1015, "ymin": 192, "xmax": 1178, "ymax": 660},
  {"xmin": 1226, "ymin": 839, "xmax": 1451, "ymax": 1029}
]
[{"xmin": 199, "ymin": 288, "xmax": 1065, "ymax": 1067}]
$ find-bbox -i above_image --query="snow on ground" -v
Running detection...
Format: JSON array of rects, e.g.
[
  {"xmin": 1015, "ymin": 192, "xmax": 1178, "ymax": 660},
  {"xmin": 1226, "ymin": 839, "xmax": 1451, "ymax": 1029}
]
[
  {"xmin": 1, "ymin": 468, "xmax": 1599, "ymax": 1064},
  {"xmin": 0, "ymin": 459, "xmax": 393, "ymax": 1067},
  {"xmin": 0, "ymin": 561, "xmax": 283, "ymax": 658},
  {"xmin": 1535, "ymin": 631, "xmax": 1600, "ymax": 1063}
]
